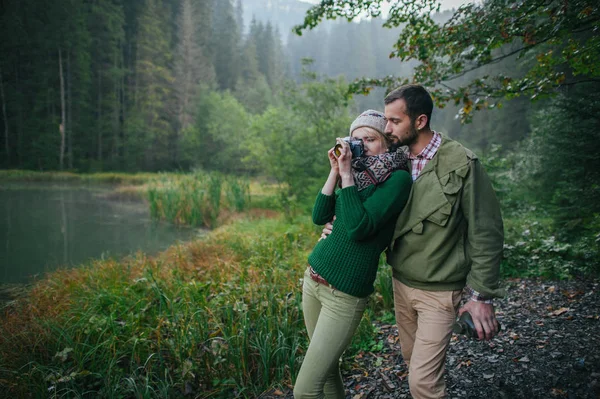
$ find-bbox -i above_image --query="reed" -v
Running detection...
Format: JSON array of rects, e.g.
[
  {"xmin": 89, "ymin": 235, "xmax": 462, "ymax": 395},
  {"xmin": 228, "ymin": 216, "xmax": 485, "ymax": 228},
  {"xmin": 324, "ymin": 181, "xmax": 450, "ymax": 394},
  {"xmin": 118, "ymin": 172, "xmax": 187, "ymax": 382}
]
[
  {"xmin": 225, "ymin": 176, "xmax": 251, "ymax": 212},
  {"xmin": 146, "ymin": 172, "xmax": 251, "ymax": 228},
  {"xmin": 373, "ymin": 257, "xmax": 395, "ymax": 312}
]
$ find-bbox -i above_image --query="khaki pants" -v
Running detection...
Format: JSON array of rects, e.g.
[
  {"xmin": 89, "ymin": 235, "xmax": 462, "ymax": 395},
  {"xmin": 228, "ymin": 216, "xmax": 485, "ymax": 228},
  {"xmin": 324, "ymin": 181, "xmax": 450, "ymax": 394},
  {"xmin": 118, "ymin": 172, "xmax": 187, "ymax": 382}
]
[
  {"xmin": 294, "ymin": 268, "xmax": 368, "ymax": 399},
  {"xmin": 393, "ymin": 278, "xmax": 461, "ymax": 399}
]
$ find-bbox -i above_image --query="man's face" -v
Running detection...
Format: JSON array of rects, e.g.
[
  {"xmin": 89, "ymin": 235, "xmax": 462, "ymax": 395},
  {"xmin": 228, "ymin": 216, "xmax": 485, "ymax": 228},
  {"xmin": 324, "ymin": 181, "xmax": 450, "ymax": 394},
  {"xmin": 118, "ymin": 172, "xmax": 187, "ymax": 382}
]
[{"xmin": 384, "ymin": 99, "xmax": 418, "ymax": 147}]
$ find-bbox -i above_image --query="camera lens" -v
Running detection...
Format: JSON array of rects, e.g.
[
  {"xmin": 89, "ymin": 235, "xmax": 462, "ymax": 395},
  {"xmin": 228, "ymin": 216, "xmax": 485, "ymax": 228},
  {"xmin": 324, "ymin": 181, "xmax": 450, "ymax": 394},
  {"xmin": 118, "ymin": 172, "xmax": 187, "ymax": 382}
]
[{"xmin": 334, "ymin": 144, "xmax": 343, "ymax": 157}]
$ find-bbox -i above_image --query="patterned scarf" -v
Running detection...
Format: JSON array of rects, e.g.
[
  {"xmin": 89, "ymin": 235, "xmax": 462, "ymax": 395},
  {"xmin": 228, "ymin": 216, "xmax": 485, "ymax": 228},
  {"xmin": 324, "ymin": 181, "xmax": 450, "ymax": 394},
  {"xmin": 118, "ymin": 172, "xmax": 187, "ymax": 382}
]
[{"xmin": 351, "ymin": 147, "xmax": 410, "ymax": 191}]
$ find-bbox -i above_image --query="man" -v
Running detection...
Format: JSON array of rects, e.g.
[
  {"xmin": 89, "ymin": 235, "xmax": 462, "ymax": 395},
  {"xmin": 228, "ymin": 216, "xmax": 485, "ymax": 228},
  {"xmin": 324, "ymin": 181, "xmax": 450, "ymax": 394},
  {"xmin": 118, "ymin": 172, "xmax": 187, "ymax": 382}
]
[{"xmin": 322, "ymin": 84, "xmax": 504, "ymax": 398}]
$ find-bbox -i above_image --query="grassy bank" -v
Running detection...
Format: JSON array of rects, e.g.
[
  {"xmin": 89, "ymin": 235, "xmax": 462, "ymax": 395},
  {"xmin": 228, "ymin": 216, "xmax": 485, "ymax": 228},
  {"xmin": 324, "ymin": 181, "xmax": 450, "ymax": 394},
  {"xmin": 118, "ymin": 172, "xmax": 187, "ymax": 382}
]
[
  {"xmin": 0, "ymin": 213, "xmax": 395, "ymax": 398},
  {"xmin": 0, "ymin": 216, "xmax": 311, "ymax": 397}
]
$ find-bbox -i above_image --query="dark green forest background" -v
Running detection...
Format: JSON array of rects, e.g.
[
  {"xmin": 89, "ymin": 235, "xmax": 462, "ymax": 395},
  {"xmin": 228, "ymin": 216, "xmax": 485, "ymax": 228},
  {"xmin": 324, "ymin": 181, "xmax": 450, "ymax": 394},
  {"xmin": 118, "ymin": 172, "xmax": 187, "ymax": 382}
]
[
  {"xmin": 1, "ymin": 0, "xmax": 599, "ymax": 276},
  {"xmin": 0, "ymin": 0, "xmax": 534, "ymax": 173}
]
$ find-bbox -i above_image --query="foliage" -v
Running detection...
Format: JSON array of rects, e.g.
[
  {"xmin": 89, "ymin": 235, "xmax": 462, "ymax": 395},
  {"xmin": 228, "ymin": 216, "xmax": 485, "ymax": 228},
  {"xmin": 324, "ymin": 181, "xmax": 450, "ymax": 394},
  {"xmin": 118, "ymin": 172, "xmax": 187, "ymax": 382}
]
[
  {"xmin": 247, "ymin": 62, "xmax": 353, "ymax": 211},
  {"xmin": 517, "ymin": 87, "xmax": 600, "ymax": 236},
  {"xmin": 235, "ymin": 73, "xmax": 274, "ymax": 115},
  {"xmin": 210, "ymin": 0, "xmax": 240, "ymax": 91},
  {"xmin": 502, "ymin": 215, "xmax": 600, "ymax": 279},
  {"xmin": 294, "ymin": 0, "xmax": 600, "ymax": 122},
  {"xmin": 181, "ymin": 89, "xmax": 252, "ymax": 173},
  {"xmin": 477, "ymin": 88, "xmax": 600, "ymax": 279},
  {"xmin": 173, "ymin": 0, "xmax": 215, "ymax": 135}
]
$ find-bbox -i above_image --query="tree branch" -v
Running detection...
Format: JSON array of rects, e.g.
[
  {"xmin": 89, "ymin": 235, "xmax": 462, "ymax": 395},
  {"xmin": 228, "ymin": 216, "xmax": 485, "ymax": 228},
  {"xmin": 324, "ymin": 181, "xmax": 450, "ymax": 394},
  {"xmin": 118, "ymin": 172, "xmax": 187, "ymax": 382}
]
[{"xmin": 443, "ymin": 35, "xmax": 555, "ymax": 82}]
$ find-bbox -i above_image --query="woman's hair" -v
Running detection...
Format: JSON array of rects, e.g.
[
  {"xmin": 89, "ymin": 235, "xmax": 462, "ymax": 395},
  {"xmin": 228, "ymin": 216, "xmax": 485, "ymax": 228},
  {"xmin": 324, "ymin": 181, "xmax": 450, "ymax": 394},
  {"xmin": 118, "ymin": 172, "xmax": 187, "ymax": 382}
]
[{"xmin": 352, "ymin": 126, "xmax": 392, "ymax": 151}]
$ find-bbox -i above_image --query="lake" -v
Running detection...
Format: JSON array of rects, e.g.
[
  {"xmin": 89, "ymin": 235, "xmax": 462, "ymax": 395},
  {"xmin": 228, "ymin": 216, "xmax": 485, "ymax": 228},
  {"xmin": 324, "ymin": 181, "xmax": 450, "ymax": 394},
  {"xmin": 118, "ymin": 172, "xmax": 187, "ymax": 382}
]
[{"xmin": 0, "ymin": 183, "xmax": 202, "ymax": 285}]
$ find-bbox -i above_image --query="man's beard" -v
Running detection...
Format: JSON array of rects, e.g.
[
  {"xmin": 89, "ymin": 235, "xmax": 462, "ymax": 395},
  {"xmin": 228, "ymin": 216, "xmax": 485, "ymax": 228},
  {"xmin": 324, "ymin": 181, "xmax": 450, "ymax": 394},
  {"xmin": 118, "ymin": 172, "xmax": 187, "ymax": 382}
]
[{"xmin": 398, "ymin": 123, "xmax": 419, "ymax": 147}]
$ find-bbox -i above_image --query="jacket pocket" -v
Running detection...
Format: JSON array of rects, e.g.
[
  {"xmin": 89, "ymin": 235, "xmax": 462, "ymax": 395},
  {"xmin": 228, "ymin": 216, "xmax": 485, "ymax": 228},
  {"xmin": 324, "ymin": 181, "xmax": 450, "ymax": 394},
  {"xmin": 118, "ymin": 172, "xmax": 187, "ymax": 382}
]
[
  {"xmin": 440, "ymin": 172, "xmax": 463, "ymax": 195},
  {"xmin": 425, "ymin": 201, "xmax": 452, "ymax": 227},
  {"xmin": 411, "ymin": 222, "xmax": 423, "ymax": 234}
]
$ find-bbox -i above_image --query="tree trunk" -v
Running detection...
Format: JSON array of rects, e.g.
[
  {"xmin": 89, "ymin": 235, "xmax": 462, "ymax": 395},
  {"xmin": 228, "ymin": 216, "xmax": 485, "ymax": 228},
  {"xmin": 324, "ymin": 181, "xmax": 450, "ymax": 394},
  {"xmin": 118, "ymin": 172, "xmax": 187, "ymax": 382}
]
[
  {"xmin": 97, "ymin": 71, "xmax": 102, "ymax": 162},
  {"xmin": 112, "ymin": 50, "xmax": 120, "ymax": 161},
  {"xmin": 67, "ymin": 51, "xmax": 73, "ymax": 169},
  {"xmin": 0, "ymin": 68, "xmax": 9, "ymax": 163},
  {"xmin": 120, "ymin": 53, "xmax": 126, "ymax": 165},
  {"xmin": 16, "ymin": 63, "xmax": 22, "ymax": 167},
  {"xmin": 58, "ymin": 47, "xmax": 66, "ymax": 171}
]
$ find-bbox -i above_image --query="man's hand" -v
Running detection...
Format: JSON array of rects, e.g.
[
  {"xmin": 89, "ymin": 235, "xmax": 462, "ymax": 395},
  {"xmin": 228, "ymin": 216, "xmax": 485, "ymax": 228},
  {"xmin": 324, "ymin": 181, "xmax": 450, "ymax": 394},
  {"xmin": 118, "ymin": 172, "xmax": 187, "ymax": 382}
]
[
  {"xmin": 458, "ymin": 300, "xmax": 499, "ymax": 341},
  {"xmin": 319, "ymin": 216, "xmax": 336, "ymax": 241}
]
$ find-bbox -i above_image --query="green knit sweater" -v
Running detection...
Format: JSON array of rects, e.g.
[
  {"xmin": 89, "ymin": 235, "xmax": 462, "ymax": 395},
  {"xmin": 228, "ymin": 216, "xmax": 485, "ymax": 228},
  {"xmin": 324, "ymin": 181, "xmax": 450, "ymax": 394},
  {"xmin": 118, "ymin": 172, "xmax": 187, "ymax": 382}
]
[{"xmin": 307, "ymin": 170, "xmax": 412, "ymax": 298}]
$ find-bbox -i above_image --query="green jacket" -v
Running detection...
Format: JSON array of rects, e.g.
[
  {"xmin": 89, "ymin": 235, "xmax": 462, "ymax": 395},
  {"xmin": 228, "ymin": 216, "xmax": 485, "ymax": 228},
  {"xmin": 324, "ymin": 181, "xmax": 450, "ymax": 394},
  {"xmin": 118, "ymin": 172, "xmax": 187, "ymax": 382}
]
[{"xmin": 386, "ymin": 135, "xmax": 505, "ymax": 298}]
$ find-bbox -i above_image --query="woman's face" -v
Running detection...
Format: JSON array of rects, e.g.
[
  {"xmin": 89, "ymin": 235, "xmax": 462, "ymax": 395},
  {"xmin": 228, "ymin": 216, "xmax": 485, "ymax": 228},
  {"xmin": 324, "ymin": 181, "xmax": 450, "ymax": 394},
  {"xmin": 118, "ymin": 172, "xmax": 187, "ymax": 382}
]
[{"xmin": 352, "ymin": 128, "xmax": 387, "ymax": 156}]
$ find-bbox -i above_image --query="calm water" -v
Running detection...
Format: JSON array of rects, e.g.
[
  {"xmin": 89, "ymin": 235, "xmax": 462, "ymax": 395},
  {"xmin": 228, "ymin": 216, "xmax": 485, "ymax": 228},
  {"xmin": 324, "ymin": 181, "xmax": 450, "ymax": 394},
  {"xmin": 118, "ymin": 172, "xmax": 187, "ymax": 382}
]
[{"xmin": 0, "ymin": 183, "xmax": 201, "ymax": 284}]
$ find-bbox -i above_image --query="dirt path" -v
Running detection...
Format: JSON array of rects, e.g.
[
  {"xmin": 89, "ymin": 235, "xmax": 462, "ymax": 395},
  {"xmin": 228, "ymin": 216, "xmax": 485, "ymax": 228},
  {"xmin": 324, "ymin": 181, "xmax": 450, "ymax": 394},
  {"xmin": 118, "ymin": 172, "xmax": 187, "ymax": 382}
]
[{"xmin": 262, "ymin": 278, "xmax": 600, "ymax": 398}]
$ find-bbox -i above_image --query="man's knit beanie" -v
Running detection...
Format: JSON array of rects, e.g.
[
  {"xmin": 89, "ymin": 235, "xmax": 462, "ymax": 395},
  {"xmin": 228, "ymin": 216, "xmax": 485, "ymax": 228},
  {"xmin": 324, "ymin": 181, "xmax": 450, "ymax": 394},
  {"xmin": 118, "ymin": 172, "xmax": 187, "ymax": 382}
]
[{"xmin": 349, "ymin": 110, "xmax": 387, "ymax": 136}]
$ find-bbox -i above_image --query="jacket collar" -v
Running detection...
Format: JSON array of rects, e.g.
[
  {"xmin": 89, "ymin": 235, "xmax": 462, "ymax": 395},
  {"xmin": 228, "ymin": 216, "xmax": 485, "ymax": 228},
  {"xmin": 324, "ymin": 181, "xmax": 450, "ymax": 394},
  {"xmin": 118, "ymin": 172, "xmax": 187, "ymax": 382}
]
[{"xmin": 416, "ymin": 133, "xmax": 472, "ymax": 179}]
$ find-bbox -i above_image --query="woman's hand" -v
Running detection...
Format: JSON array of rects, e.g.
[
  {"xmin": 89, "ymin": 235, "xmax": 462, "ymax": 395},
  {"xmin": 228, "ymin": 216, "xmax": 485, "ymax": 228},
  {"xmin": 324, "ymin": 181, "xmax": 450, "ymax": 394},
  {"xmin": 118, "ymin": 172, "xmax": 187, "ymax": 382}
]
[
  {"xmin": 335, "ymin": 138, "xmax": 354, "ymax": 188},
  {"xmin": 327, "ymin": 147, "xmax": 339, "ymax": 173},
  {"xmin": 335, "ymin": 138, "xmax": 352, "ymax": 175}
]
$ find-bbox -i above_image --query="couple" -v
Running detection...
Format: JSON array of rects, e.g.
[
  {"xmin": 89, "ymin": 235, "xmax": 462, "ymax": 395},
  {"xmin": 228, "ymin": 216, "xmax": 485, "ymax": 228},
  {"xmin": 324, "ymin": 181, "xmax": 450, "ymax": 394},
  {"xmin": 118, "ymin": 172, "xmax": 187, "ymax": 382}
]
[{"xmin": 294, "ymin": 84, "xmax": 504, "ymax": 399}]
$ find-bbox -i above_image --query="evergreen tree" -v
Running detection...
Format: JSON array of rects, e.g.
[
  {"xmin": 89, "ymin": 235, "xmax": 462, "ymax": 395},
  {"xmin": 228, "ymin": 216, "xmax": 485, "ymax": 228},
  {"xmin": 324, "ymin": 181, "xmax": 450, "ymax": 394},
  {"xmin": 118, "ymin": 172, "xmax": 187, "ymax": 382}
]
[
  {"xmin": 0, "ymin": 0, "xmax": 95, "ymax": 170},
  {"xmin": 173, "ymin": 0, "xmax": 215, "ymax": 165},
  {"xmin": 210, "ymin": 0, "xmax": 240, "ymax": 91},
  {"xmin": 235, "ymin": 31, "xmax": 273, "ymax": 114},
  {"xmin": 286, "ymin": 25, "xmax": 330, "ymax": 81},
  {"xmin": 256, "ymin": 22, "xmax": 277, "ymax": 88},
  {"xmin": 520, "ymin": 86, "xmax": 600, "ymax": 235},
  {"xmin": 235, "ymin": 0, "xmax": 244, "ymax": 36},
  {"xmin": 88, "ymin": 0, "xmax": 126, "ymax": 170},
  {"xmin": 126, "ymin": 0, "xmax": 174, "ymax": 170}
]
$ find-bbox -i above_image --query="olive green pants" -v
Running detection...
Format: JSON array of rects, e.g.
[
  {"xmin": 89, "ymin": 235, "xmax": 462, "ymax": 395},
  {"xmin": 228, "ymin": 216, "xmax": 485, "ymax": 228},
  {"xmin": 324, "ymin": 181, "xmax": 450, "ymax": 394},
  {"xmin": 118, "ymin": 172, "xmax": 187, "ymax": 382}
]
[{"xmin": 294, "ymin": 268, "xmax": 368, "ymax": 399}]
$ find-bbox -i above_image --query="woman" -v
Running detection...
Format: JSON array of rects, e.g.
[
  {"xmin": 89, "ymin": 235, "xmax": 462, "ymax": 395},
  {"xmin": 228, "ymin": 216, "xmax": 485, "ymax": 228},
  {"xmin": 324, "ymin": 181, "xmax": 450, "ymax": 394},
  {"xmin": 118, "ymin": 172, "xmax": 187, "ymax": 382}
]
[{"xmin": 293, "ymin": 110, "xmax": 412, "ymax": 399}]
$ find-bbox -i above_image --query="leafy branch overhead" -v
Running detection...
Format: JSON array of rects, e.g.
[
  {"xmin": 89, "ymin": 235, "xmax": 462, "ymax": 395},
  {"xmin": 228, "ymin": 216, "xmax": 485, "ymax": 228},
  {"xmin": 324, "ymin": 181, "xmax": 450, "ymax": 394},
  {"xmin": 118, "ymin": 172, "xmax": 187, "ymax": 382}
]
[{"xmin": 294, "ymin": 0, "xmax": 600, "ymax": 122}]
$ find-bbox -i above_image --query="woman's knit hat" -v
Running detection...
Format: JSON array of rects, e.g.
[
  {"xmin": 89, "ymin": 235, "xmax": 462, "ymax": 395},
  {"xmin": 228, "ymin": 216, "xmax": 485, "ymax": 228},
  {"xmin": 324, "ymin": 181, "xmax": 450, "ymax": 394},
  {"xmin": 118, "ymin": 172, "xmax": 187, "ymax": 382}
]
[{"xmin": 349, "ymin": 109, "xmax": 387, "ymax": 136}]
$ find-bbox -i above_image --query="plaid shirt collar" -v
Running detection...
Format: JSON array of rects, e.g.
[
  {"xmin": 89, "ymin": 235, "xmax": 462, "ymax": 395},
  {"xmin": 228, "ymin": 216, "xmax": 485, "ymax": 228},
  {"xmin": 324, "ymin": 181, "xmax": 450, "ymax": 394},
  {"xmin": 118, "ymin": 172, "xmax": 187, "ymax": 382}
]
[{"xmin": 408, "ymin": 131, "xmax": 441, "ymax": 160}]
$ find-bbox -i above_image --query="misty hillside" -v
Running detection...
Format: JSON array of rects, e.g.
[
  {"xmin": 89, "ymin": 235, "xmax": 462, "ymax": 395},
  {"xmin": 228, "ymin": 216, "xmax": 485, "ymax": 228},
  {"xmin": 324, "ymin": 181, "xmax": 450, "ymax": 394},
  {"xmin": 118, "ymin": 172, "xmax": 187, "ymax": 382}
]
[{"xmin": 240, "ymin": 0, "xmax": 312, "ymax": 41}]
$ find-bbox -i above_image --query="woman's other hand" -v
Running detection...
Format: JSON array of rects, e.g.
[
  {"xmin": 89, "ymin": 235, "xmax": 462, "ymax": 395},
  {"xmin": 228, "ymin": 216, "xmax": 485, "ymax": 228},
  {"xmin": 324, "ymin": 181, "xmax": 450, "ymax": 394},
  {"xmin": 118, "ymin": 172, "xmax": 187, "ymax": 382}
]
[{"xmin": 327, "ymin": 147, "xmax": 339, "ymax": 173}]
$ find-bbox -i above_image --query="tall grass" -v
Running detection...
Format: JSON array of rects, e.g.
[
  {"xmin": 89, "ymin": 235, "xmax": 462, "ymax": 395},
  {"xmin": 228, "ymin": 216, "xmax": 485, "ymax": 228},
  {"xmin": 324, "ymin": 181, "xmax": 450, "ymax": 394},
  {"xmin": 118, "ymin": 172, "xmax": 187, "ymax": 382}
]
[
  {"xmin": 147, "ymin": 172, "xmax": 251, "ymax": 228},
  {"xmin": 0, "ymin": 216, "xmax": 325, "ymax": 398},
  {"xmin": 226, "ymin": 176, "xmax": 251, "ymax": 212}
]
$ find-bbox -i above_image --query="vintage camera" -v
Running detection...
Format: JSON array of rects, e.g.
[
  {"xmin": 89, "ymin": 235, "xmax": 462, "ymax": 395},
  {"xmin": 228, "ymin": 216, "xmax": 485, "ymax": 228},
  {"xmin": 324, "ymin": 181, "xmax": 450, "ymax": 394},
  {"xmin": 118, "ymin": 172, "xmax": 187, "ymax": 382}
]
[{"xmin": 334, "ymin": 137, "xmax": 364, "ymax": 158}]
